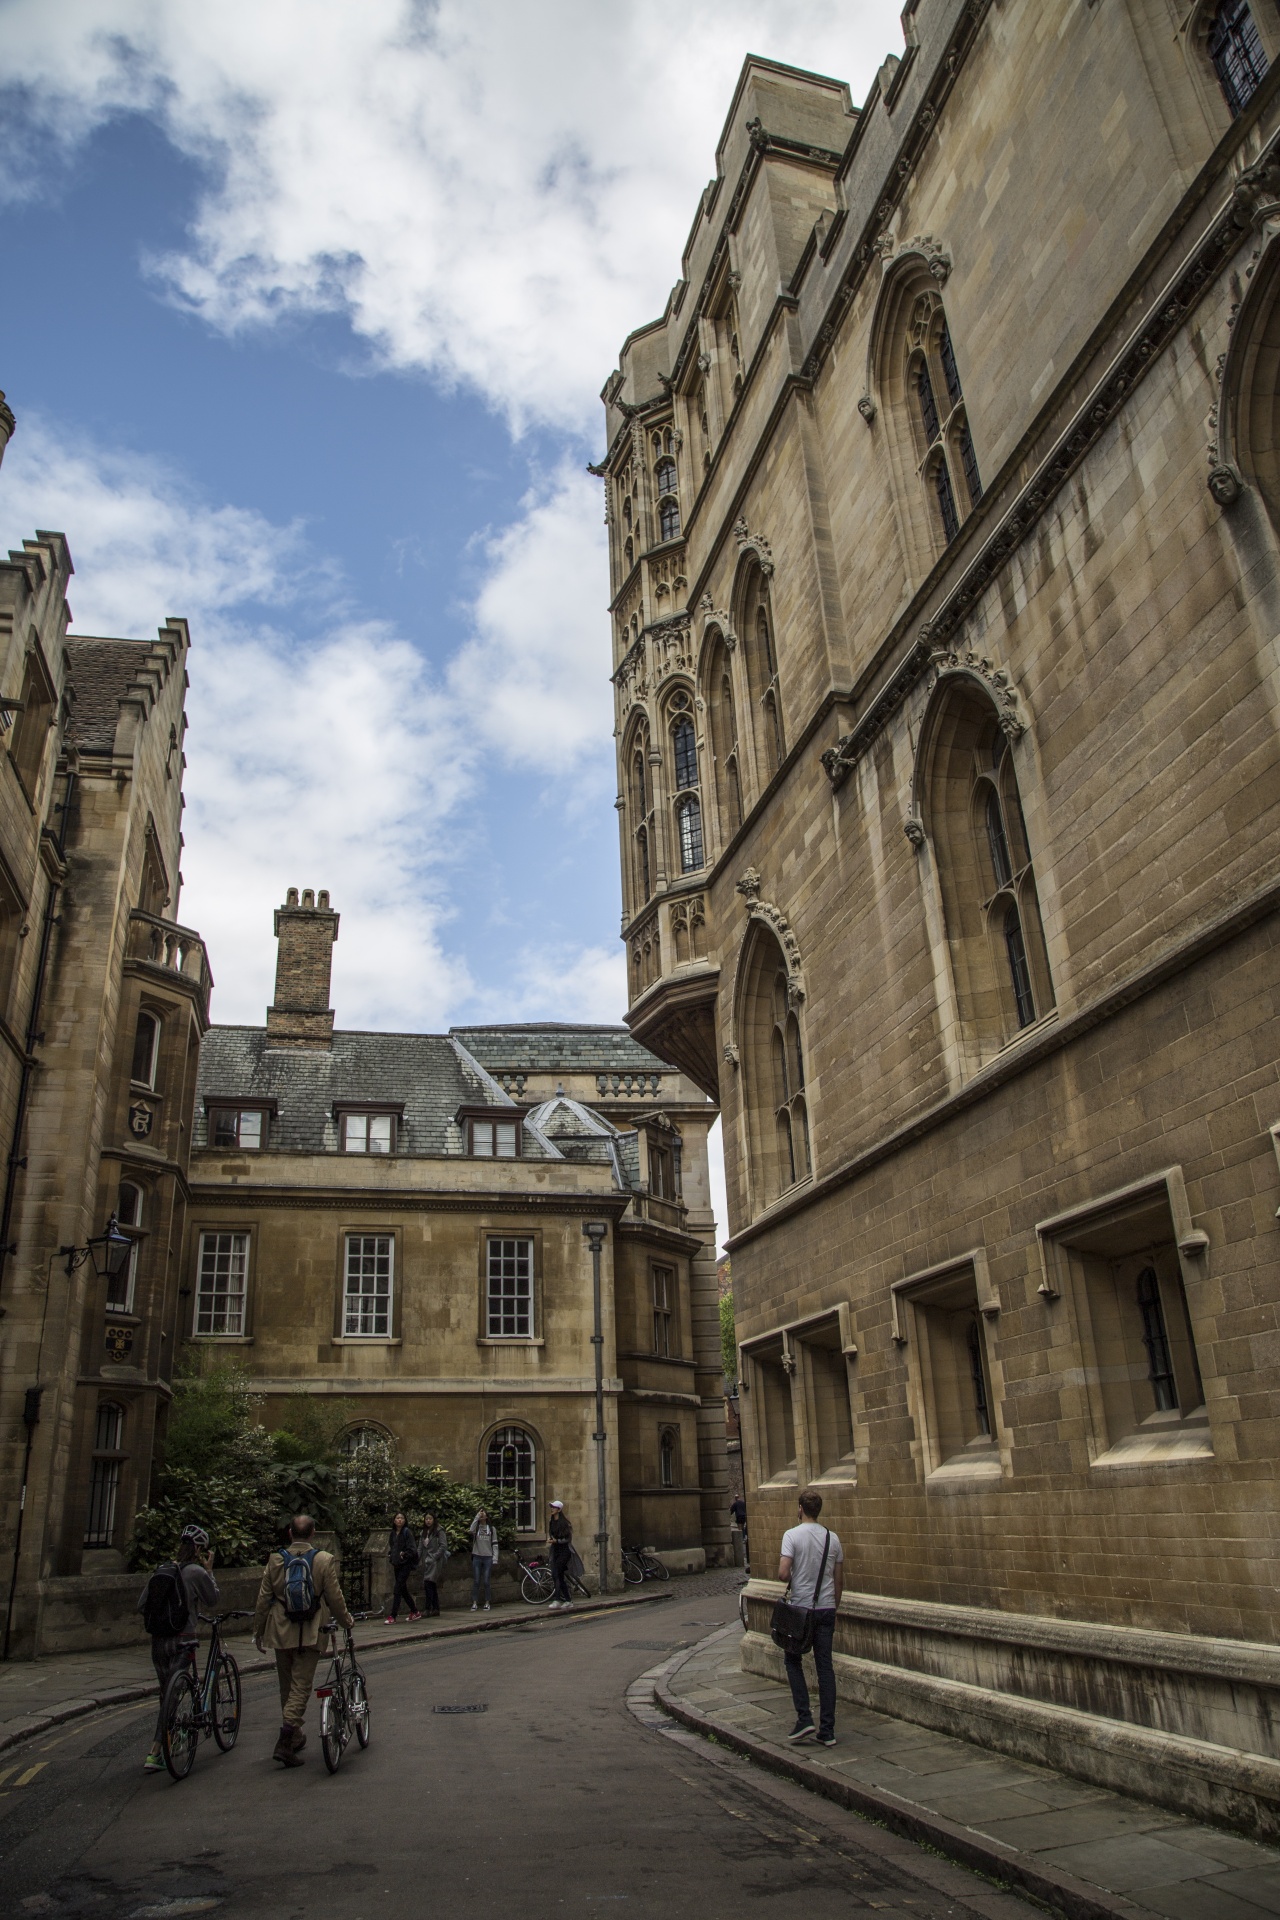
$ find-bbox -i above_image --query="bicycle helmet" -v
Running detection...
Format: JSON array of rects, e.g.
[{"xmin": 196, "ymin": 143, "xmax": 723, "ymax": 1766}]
[{"xmin": 179, "ymin": 1523, "xmax": 210, "ymax": 1551}]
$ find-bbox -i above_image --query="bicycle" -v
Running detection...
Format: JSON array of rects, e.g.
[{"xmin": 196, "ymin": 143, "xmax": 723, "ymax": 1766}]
[
  {"xmin": 621, "ymin": 1545, "xmax": 670, "ymax": 1585},
  {"xmin": 516, "ymin": 1549, "xmax": 592, "ymax": 1605},
  {"xmin": 159, "ymin": 1609, "xmax": 250, "ymax": 1781},
  {"xmin": 315, "ymin": 1617, "xmax": 371, "ymax": 1773}
]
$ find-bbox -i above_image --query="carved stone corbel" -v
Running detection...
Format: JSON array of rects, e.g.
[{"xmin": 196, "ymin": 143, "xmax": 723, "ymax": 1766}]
[
  {"xmin": 732, "ymin": 517, "xmax": 775, "ymax": 577},
  {"xmin": 903, "ymin": 817, "xmax": 926, "ymax": 850},
  {"xmin": 857, "ymin": 394, "xmax": 877, "ymax": 425}
]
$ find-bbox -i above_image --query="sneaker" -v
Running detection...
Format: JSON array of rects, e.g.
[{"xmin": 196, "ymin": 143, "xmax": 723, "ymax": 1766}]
[
  {"xmin": 482, "ymin": 1603, "xmax": 491, "ymax": 1611},
  {"xmin": 408, "ymin": 1611, "xmax": 422, "ymax": 1621},
  {"xmin": 814, "ymin": 1732, "xmax": 837, "ymax": 1748},
  {"xmin": 788, "ymin": 1719, "xmax": 815, "ymax": 1742},
  {"xmin": 384, "ymin": 1615, "xmax": 395, "ymax": 1625},
  {"xmin": 470, "ymin": 1603, "xmax": 478, "ymax": 1611},
  {"xmin": 547, "ymin": 1600, "xmax": 561, "ymax": 1610},
  {"xmin": 143, "ymin": 1753, "xmax": 165, "ymax": 1773},
  {"xmin": 561, "ymin": 1601, "xmax": 573, "ymax": 1610}
]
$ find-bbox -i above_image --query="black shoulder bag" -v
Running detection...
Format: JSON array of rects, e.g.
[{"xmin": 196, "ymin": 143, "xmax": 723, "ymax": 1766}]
[{"xmin": 769, "ymin": 1528, "xmax": 831, "ymax": 1658}]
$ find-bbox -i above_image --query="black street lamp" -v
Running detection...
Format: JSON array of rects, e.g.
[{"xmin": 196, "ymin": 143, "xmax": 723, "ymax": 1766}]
[
  {"xmin": 59, "ymin": 1213, "xmax": 133, "ymax": 1283},
  {"xmin": 583, "ymin": 1220, "xmax": 610, "ymax": 1596}
]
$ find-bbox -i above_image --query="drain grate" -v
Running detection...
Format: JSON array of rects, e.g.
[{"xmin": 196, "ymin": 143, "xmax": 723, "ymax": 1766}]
[
  {"xmin": 433, "ymin": 1703, "xmax": 488, "ymax": 1715},
  {"xmin": 614, "ymin": 1639, "xmax": 688, "ymax": 1652}
]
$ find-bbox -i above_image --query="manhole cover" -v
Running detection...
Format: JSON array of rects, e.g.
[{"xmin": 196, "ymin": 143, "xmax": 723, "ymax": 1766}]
[
  {"xmin": 432, "ymin": 1703, "xmax": 488, "ymax": 1715},
  {"xmin": 613, "ymin": 1640, "xmax": 688, "ymax": 1651}
]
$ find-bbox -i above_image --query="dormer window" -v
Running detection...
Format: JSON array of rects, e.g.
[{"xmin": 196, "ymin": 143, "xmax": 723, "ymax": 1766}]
[
  {"xmin": 209, "ymin": 1107, "xmax": 266, "ymax": 1150},
  {"xmin": 470, "ymin": 1115, "xmax": 520, "ymax": 1158},
  {"xmin": 340, "ymin": 1110, "xmax": 396, "ymax": 1154}
]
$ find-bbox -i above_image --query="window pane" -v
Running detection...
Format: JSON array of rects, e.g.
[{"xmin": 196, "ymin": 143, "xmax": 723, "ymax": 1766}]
[
  {"xmin": 116, "ymin": 1182, "xmax": 142, "ymax": 1227},
  {"xmin": 344, "ymin": 1113, "xmax": 368, "ymax": 1152},
  {"xmin": 985, "ymin": 788, "xmax": 1013, "ymax": 890},
  {"xmin": 239, "ymin": 1110, "xmax": 263, "ymax": 1149},
  {"xmin": 85, "ymin": 1457, "xmax": 121, "ymax": 1546},
  {"xmin": 131, "ymin": 1012, "xmax": 158, "ymax": 1086},
  {"xmin": 106, "ymin": 1239, "xmax": 138, "ymax": 1314},
  {"xmin": 485, "ymin": 1425, "xmax": 536, "ymax": 1530},
  {"xmin": 495, "ymin": 1121, "xmax": 517, "ymax": 1158},
  {"xmin": 672, "ymin": 718, "xmax": 698, "ymax": 792},
  {"xmin": 938, "ymin": 319, "xmax": 963, "ymax": 409},
  {"xmin": 1210, "ymin": 1, "xmax": 1268, "ymax": 117},
  {"xmin": 344, "ymin": 1234, "xmax": 393, "ymax": 1336},
  {"xmin": 196, "ymin": 1232, "xmax": 249, "ymax": 1335},
  {"xmin": 659, "ymin": 498, "xmax": 681, "ymax": 541},
  {"xmin": 95, "ymin": 1402, "xmax": 124, "ymax": 1451},
  {"xmin": 487, "ymin": 1237, "xmax": 533, "ymax": 1337},
  {"xmin": 1137, "ymin": 1267, "xmax": 1178, "ymax": 1411},
  {"xmin": 958, "ymin": 418, "xmax": 983, "ymax": 506},
  {"xmin": 211, "ymin": 1110, "xmax": 238, "ymax": 1147},
  {"xmin": 915, "ymin": 359, "xmax": 940, "ymax": 445},
  {"xmin": 1003, "ymin": 906, "xmax": 1037, "ymax": 1029},
  {"xmin": 473, "ymin": 1122, "xmax": 494, "ymax": 1156},
  {"xmin": 369, "ymin": 1113, "xmax": 393, "ymax": 1153},
  {"xmin": 677, "ymin": 796, "xmax": 704, "ymax": 872},
  {"xmin": 933, "ymin": 458, "xmax": 960, "ymax": 544}
]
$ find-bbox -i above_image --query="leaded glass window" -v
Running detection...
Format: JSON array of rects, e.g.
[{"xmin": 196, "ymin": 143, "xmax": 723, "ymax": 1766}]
[
  {"xmin": 487, "ymin": 1236, "xmax": 534, "ymax": 1337},
  {"xmin": 344, "ymin": 1234, "xmax": 393, "ymax": 1337}
]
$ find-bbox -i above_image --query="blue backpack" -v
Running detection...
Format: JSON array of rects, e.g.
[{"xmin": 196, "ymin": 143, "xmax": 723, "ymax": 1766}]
[{"xmin": 278, "ymin": 1547, "xmax": 320, "ymax": 1623}]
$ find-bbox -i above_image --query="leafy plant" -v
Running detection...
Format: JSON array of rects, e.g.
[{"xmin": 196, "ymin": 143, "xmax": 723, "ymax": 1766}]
[
  {"xmin": 396, "ymin": 1465, "xmax": 516, "ymax": 1553},
  {"xmin": 129, "ymin": 1360, "xmax": 279, "ymax": 1569}
]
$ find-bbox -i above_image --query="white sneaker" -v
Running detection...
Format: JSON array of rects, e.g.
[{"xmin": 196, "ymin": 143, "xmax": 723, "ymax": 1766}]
[
  {"xmin": 547, "ymin": 1600, "xmax": 561, "ymax": 1610},
  {"xmin": 483, "ymin": 1603, "xmax": 491, "ymax": 1611},
  {"xmin": 470, "ymin": 1603, "xmax": 478, "ymax": 1611}
]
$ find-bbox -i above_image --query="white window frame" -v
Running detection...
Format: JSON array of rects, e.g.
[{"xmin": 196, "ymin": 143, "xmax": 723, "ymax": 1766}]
[
  {"xmin": 210, "ymin": 1107, "xmax": 265, "ymax": 1150},
  {"xmin": 341, "ymin": 1111, "xmax": 394, "ymax": 1154},
  {"xmin": 486, "ymin": 1236, "xmax": 534, "ymax": 1338},
  {"xmin": 131, "ymin": 1008, "xmax": 160, "ymax": 1089},
  {"xmin": 344, "ymin": 1233, "xmax": 394, "ymax": 1337},
  {"xmin": 108, "ymin": 1181, "xmax": 143, "ymax": 1313},
  {"xmin": 194, "ymin": 1231, "xmax": 250, "ymax": 1336},
  {"xmin": 471, "ymin": 1117, "xmax": 519, "ymax": 1158}
]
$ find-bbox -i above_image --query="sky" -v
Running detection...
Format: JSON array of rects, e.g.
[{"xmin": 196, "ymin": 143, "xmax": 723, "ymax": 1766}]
[{"xmin": 0, "ymin": 0, "xmax": 907, "ymax": 1246}]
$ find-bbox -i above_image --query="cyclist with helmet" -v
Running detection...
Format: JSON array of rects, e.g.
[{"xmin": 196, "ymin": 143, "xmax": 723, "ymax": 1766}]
[{"xmin": 136, "ymin": 1522, "xmax": 219, "ymax": 1774}]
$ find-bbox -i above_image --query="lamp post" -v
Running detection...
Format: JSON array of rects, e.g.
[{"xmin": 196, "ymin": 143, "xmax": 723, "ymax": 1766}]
[
  {"xmin": 583, "ymin": 1220, "xmax": 610, "ymax": 1596},
  {"xmin": 3, "ymin": 1217, "xmax": 133, "ymax": 1659}
]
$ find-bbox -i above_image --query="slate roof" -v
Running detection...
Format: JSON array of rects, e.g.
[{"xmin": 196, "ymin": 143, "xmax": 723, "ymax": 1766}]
[
  {"xmin": 193, "ymin": 1027, "xmax": 564, "ymax": 1159},
  {"xmin": 524, "ymin": 1095, "xmax": 640, "ymax": 1190},
  {"xmin": 65, "ymin": 637, "xmax": 154, "ymax": 753},
  {"xmin": 449, "ymin": 1023, "xmax": 668, "ymax": 1076}
]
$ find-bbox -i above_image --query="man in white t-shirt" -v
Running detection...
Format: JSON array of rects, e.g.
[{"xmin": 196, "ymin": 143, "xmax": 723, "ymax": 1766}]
[{"xmin": 777, "ymin": 1488, "xmax": 844, "ymax": 1746}]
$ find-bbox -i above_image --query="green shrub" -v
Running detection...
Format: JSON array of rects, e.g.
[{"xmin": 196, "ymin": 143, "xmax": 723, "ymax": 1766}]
[{"xmin": 396, "ymin": 1465, "xmax": 515, "ymax": 1552}]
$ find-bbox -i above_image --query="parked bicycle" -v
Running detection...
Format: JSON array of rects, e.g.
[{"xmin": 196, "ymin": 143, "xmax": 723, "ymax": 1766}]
[
  {"xmin": 159, "ymin": 1609, "xmax": 250, "ymax": 1781},
  {"xmin": 621, "ymin": 1545, "xmax": 670, "ymax": 1585},
  {"xmin": 516, "ymin": 1549, "xmax": 591, "ymax": 1605},
  {"xmin": 315, "ymin": 1616, "xmax": 371, "ymax": 1773}
]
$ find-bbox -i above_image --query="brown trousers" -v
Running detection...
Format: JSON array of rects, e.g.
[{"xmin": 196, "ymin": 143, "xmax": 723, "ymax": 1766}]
[{"xmin": 275, "ymin": 1645, "xmax": 321, "ymax": 1727}]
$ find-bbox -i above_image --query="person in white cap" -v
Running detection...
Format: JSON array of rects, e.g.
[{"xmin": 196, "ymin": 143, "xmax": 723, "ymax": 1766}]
[{"xmin": 547, "ymin": 1500, "xmax": 573, "ymax": 1609}]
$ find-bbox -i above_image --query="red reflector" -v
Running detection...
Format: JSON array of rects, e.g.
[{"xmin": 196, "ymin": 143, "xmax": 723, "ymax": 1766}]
[{"xmin": 315, "ymin": 1688, "xmax": 332, "ymax": 1698}]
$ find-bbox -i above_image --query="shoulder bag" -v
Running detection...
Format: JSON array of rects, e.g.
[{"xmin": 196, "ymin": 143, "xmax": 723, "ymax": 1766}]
[{"xmin": 769, "ymin": 1528, "xmax": 831, "ymax": 1658}]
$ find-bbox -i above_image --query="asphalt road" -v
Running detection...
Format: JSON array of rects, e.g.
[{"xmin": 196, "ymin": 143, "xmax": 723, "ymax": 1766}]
[{"xmin": 1, "ymin": 1584, "xmax": 1043, "ymax": 1920}]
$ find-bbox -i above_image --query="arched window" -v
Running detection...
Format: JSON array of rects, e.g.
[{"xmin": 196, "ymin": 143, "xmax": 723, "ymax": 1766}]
[
  {"xmin": 655, "ymin": 456, "xmax": 680, "ymax": 542},
  {"xmin": 667, "ymin": 696, "xmax": 703, "ymax": 874},
  {"xmin": 672, "ymin": 715, "xmax": 698, "ymax": 791},
  {"xmin": 922, "ymin": 684, "xmax": 1054, "ymax": 1064},
  {"xmin": 109, "ymin": 1181, "xmax": 143, "ymax": 1312},
  {"xmin": 675, "ymin": 796, "xmax": 704, "ymax": 872},
  {"xmin": 85, "ymin": 1402, "xmax": 126, "ymax": 1547},
  {"xmin": 659, "ymin": 1427, "xmax": 678, "ymax": 1488},
  {"xmin": 703, "ymin": 630, "xmax": 742, "ymax": 843},
  {"xmin": 907, "ymin": 297, "xmax": 981, "ymax": 547},
  {"xmin": 130, "ymin": 1009, "xmax": 160, "ymax": 1088},
  {"xmin": 486, "ymin": 1425, "xmax": 536, "ymax": 1531},
  {"xmin": 739, "ymin": 925, "xmax": 811, "ymax": 1212},
  {"xmin": 629, "ymin": 722, "xmax": 655, "ymax": 908},
  {"xmin": 1208, "ymin": 1, "xmax": 1269, "ymax": 115}
]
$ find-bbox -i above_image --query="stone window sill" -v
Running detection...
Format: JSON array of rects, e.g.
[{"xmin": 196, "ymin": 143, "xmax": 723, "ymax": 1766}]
[
  {"xmin": 190, "ymin": 1334, "xmax": 254, "ymax": 1344},
  {"xmin": 1092, "ymin": 1421, "xmax": 1213, "ymax": 1469},
  {"xmin": 331, "ymin": 1335, "xmax": 402, "ymax": 1346},
  {"xmin": 926, "ymin": 1448, "xmax": 1002, "ymax": 1486}
]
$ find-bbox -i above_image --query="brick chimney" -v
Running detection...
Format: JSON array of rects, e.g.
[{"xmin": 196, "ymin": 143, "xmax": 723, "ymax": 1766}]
[{"xmin": 266, "ymin": 887, "xmax": 339, "ymax": 1049}]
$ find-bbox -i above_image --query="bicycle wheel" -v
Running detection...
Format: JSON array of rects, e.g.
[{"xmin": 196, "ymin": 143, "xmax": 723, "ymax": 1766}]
[
  {"xmin": 350, "ymin": 1665, "xmax": 371, "ymax": 1749},
  {"xmin": 621, "ymin": 1552, "xmax": 643, "ymax": 1586},
  {"xmin": 160, "ymin": 1668, "xmax": 200, "ymax": 1781},
  {"xmin": 211, "ymin": 1650, "xmax": 241, "ymax": 1751},
  {"xmin": 521, "ymin": 1567, "xmax": 552, "ymax": 1604},
  {"xmin": 570, "ymin": 1572, "xmax": 592, "ymax": 1599},
  {"xmin": 321, "ymin": 1685, "xmax": 348, "ymax": 1773},
  {"xmin": 645, "ymin": 1554, "xmax": 670, "ymax": 1581}
]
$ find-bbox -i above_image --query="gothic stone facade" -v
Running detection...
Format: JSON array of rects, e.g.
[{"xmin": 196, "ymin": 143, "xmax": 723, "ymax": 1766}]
[
  {"xmin": 183, "ymin": 896, "xmax": 729, "ymax": 1577},
  {"xmin": 0, "ymin": 465, "xmax": 210, "ymax": 1654},
  {"xmin": 601, "ymin": 4, "xmax": 1280, "ymax": 1819}
]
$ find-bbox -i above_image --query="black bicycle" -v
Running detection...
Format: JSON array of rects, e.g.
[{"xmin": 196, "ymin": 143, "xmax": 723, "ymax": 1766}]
[
  {"xmin": 621, "ymin": 1545, "xmax": 670, "ymax": 1585},
  {"xmin": 516, "ymin": 1549, "xmax": 591, "ymax": 1604},
  {"xmin": 316, "ymin": 1619, "xmax": 370, "ymax": 1773},
  {"xmin": 159, "ymin": 1610, "xmax": 250, "ymax": 1781}
]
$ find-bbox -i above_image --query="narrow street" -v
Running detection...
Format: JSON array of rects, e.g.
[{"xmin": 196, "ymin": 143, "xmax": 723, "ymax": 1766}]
[{"xmin": 2, "ymin": 1585, "xmax": 1042, "ymax": 1920}]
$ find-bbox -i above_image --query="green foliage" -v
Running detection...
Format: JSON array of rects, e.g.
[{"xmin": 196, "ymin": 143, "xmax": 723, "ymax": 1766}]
[
  {"xmin": 720, "ymin": 1288, "xmax": 737, "ymax": 1385},
  {"xmin": 328, "ymin": 1433, "xmax": 400, "ymax": 1562},
  {"xmin": 268, "ymin": 1393, "xmax": 357, "ymax": 1467},
  {"xmin": 396, "ymin": 1465, "xmax": 516, "ymax": 1552},
  {"xmin": 129, "ymin": 1361, "xmax": 281, "ymax": 1569}
]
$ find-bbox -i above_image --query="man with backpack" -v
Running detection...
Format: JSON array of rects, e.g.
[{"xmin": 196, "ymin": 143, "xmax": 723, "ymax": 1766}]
[
  {"xmin": 254, "ymin": 1511, "xmax": 354, "ymax": 1767},
  {"xmin": 137, "ymin": 1521, "xmax": 219, "ymax": 1774}
]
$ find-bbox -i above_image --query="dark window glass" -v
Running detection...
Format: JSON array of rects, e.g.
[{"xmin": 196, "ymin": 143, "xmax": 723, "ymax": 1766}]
[
  {"xmin": 659, "ymin": 1428, "xmax": 677, "ymax": 1487},
  {"xmin": 1003, "ymin": 906, "xmax": 1037, "ymax": 1029},
  {"xmin": 85, "ymin": 1404, "xmax": 125, "ymax": 1547},
  {"xmin": 1137, "ymin": 1266, "xmax": 1178, "ymax": 1411},
  {"xmin": 933, "ymin": 459, "xmax": 960, "ymax": 544},
  {"xmin": 659, "ymin": 498, "xmax": 681, "ymax": 541},
  {"xmin": 985, "ymin": 789, "xmax": 1013, "ymax": 890},
  {"xmin": 486, "ymin": 1426, "xmax": 535, "ymax": 1530},
  {"xmin": 634, "ymin": 753, "xmax": 646, "ymax": 813},
  {"xmin": 638, "ymin": 826, "xmax": 650, "ymax": 900},
  {"xmin": 939, "ymin": 319, "xmax": 963, "ymax": 409},
  {"xmin": 652, "ymin": 1266, "xmax": 673, "ymax": 1355},
  {"xmin": 676, "ymin": 796, "xmax": 703, "ymax": 872},
  {"xmin": 966, "ymin": 1317, "xmax": 992, "ymax": 1436},
  {"xmin": 130, "ymin": 1011, "xmax": 159, "ymax": 1087},
  {"xmin": 672, "ymin": 717, "xmax": 698, "ymax": 791},
  {"xmin": 958, "ymin": 419, "xmax": 983, "ymax": 505},
  {"xmin": 1209, "ymin": 0, "xmax": 1268, "ymax": 117},
  {"xmin": 915, "ymin": 359, "xmax": 940, "ymax": 445},
  {"xmin": 655, "ymin": 457, "xmax": 677, "ymax": 496}
]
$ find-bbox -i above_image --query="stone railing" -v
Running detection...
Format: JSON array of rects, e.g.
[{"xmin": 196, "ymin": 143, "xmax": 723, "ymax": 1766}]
[
  {"xmin": 597, "ymin": 1072, "xmax": 663, "ymax": 1097},
  {"xmin": 126, "ymin": 909, "xmax": 213, "ymax": 1016}
]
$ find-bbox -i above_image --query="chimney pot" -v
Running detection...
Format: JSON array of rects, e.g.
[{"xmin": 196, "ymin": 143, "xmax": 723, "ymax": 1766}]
[
  {"xmin": 318, "ymin": 889, "xmax": 330, "ymax": 910},
  {"xmin": 286, "ymin": 886, "xmax": 299, "ymax": 907},
  {"xmin": 302, "ymin": 888, "xmax": 315, "ymax": 908},
  {"xmin": 267, "ymin": 889, "xmax": 339, "ymax": 1050}
]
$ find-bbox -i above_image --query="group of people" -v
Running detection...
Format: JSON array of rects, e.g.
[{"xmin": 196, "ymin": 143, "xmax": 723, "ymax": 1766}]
[{"xmin": 385, "ymin": 1508, "xmax": 454, "ymax": 1620}]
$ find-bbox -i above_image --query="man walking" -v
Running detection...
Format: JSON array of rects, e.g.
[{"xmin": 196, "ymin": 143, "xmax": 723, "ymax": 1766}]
[
  {"xmin": 547, "ymin": 1499, "xmax": 574, "ymax": 1610},
  {"xmin": 254, "ymin": 1512, "xmax": 354, "ymax": 1767},
  {"xmin": 729, "ymin": 1493, "xmax": 749, "ymax": 1572},
  {"xmin": 777, "ymin": 1488, "xmax": 843, "ymax": 1747}
]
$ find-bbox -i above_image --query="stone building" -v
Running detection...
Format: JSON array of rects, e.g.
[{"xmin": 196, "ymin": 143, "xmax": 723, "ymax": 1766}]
[
  {"xmin": 0, "ymin": 468, "xmax": 210, "ymax": 1652},
  {"xmin": 600, "ymin": 2, "xmax": 1280, "ymax": 1823},
  {"xmin": 183, "ymin": 895, "xmax": 729, "ymax": 1576}
]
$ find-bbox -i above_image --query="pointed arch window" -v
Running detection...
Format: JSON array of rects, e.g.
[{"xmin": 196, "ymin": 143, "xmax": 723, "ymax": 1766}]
[
  {"xmin": 672, "ymin": 715, "xmax": 698, "ymax": 791},
  {"xmin": 702, "ymin": 631, "xmax": 742, "ymax": 847},
  {"xmin": 675, "ymin": 795, "xmax": 704, "ymax": 871},
  {"xmin": 739, "ymin": 923, "xmax": 812, "ymax": 1213},
  {"xmin": 630, "ymin": 723, "xmax": 655, "ymax": 909},
  {"xmin": 668, "ymin": 693, "xmax": 703, "ymax": 873},
  {"xmin": 1208, "ymin": 1, "xmax": 1268, "ymax": 116},
  {"xmin": 737, "ymin": 568, "xmax": 785, "ymax": 782},
  {"xmin": 655, "ymin": 455, "xmax": 681, "ymax": 542},
  {"xmin": 906, "ymin": 293, "xmax": 982, "ymax": 547}
]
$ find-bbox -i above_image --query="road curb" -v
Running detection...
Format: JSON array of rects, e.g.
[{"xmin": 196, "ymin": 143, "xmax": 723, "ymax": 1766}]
[
  {"xmin": 0, "ymin": 1587, "xmax": 673, "ymax": 1759},
  {"xmin": 651, "ymin": 1633, "xmax": 1153, "ymax": 1920}
]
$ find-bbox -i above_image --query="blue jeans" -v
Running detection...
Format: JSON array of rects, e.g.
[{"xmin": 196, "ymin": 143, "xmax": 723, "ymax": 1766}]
[
  {"xmin": 471, "ymin": 1554, "xmax": 492, "ymax": 1605},
  {"xmin": 783, "ymin": 1608, "xmax": 836, "ymax": 1735}
]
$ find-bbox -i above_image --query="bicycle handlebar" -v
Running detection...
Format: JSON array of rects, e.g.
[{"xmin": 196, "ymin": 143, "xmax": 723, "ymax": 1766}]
[{"xmin": 198, "ymin": 1609, "xmax": 254, "ymax": 1623}]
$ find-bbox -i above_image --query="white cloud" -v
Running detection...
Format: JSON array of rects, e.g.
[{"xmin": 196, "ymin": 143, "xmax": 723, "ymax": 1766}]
[{"xmin": 0, "ymin": 0, "xmax": 906, "ymax": 433}]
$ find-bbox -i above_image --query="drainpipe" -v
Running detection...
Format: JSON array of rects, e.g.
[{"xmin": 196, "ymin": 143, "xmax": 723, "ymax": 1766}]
[
  {"xmin": 583, "ymin": 1221, "xmax": 610, "ymax": 1595},
  {"xmin": 2, "ymin": 1386, "xmax": 43, "ymax": 1659}
]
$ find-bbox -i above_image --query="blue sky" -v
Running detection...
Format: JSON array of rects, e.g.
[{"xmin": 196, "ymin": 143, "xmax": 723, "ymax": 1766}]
[{"xmin": 0, "ymin": 0, "xmax": 907, "ymax": 1243}]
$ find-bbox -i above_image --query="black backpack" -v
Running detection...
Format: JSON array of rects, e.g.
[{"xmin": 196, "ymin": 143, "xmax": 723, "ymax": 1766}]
[{"xmin": 142, "ymin": 1562, "xmax": 188, "ymax": 1638}]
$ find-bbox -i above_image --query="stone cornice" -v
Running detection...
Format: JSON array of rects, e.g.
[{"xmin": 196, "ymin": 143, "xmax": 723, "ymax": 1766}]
[{"xmin": 186, "ymin": 1183, "xmax": 630, "ymax": 1218}]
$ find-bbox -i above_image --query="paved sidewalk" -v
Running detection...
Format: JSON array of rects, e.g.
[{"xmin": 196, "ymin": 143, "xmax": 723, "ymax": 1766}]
[
  {"xmin": 0, "ymin": 1586, "xmax": 672, "ymax": 1754},
  {"xmin": 659, "ymin": 1628, "xmax": 1280, "ymax": 1920}
]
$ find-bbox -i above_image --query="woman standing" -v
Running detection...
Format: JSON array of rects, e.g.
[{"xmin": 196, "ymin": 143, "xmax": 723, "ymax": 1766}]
[
  {"xmin": 548, "ymin": 1499, "xmax": 574, "ymax": 1611},
  {"xmin": 419, "ymin": 1511, "xmax": 449, "ymax": 1617},
  {"xmin": 469, "ymin": 1507, "xmax": 498, "ymax": 1611},
  {"xmin": 386, "ymin": 1511, "xmax": 421, "ymax": 1623}
]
